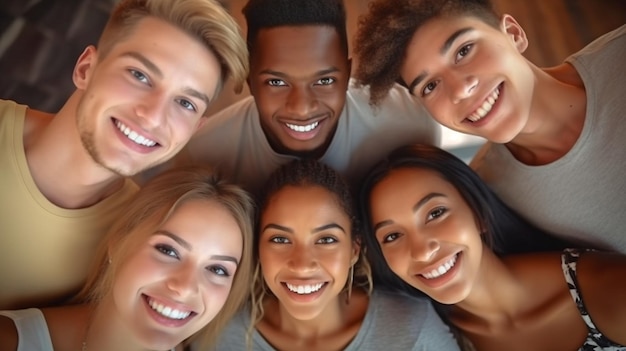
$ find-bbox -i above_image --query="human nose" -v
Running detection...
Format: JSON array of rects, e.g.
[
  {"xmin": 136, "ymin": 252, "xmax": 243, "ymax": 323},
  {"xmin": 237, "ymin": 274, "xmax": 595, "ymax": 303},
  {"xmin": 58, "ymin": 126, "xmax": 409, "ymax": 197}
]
[
  {"xmin": 286, "ymin": 244, "xmax": 318, "ymax": 273},
  {"xmin": 135, "ymin": 90, "xmax": 168, "ymax": 128},
  {"xmin": 409, "ymin": 232, "xmax": 441, "ymax": 263},
  {"xmin": 449, "ymin": 73, "xmax": 478, "ymax": 104},
  {"xmin": 166, "ymin": 263, "xmax": 199, "ymax": 297},
  {"xmin": 285, "ymin": 85, "xmax": 318, "ymax": 117}
]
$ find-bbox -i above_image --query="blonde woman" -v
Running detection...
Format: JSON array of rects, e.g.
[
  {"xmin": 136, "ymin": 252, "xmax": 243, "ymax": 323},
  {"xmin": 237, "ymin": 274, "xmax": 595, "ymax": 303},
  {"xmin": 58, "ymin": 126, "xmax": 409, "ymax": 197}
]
[{"xmin": 0, "ymin": 166, "xmax": 254, "ymax": 351}]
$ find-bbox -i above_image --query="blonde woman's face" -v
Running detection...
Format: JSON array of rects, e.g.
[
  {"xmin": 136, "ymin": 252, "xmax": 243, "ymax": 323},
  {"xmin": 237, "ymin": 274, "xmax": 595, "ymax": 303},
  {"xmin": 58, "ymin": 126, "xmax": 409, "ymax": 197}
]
[
  {"xmin": 258, "ymin": 185, "xmax": 358, "ymax": 321},
  {"xmin": 111, "ymin": 199, "xmax": 243, "ymax": 349}
]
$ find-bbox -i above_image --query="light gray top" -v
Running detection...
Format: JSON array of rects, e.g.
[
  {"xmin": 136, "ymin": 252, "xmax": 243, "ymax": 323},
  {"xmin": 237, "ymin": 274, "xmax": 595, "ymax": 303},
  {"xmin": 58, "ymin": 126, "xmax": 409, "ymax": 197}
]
[
  {"xmin": 0, "ymin": 308, "xmax": 53, "ymax": 351},
  {"xmin": 210, "ymin": 289, "xmax": 460, "ymax": 351},
  {"xmin": 471, "ymin": 24, "xmax": 626, "ymax": 253},
  {"xmin": 144, "ymin": 79, "xmax": 440, "ymax": 196}
]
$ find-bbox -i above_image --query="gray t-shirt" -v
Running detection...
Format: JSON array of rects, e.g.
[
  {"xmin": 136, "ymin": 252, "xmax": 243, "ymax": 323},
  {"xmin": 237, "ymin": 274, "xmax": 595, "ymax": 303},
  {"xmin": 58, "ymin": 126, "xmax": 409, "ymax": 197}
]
[
  {"xmin": 210, "ymin": 290, "xmax": 460, "ymax": 351},
  {"xmin": 0, "ymin": 308, "xmax": 178, "ymax": 351},
  {"xmin": 0, "ymin": 309, "xmax": 53, "ymax": 351},
  {"xmin": 471, "ymin": 24, "xmax": 626, "ymax": 253},
  {"xmin": 145, "ymin": 79, "xmax": 440, "ymax": 197}
]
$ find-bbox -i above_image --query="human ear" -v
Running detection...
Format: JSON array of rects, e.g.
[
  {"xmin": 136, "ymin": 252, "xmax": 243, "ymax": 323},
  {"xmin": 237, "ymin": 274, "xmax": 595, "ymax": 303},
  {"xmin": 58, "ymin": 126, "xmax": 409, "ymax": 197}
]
[
  {"xmin": 500, "ymin": 14, "xmax": 528, "ymax": 54},
  {"xmin": 351, "ymin": 238, "xmax": 361, "ymax": 265},
  {"xmin": 73, "ymin": 46, "xmax": 98, "ymax": 90}
]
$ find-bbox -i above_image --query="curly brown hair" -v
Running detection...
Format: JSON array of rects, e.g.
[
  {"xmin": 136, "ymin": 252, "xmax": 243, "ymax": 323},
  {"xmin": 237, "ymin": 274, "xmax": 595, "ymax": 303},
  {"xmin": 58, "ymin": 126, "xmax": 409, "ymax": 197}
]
[{"xmin": 353, "ymin": 0, "xmax": 499, "ymax": 106}]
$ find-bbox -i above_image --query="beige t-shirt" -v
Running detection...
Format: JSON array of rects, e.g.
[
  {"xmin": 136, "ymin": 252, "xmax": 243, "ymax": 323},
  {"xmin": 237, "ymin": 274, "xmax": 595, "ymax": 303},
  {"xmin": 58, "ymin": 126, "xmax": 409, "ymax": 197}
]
[{"xmin": 0, "ymin": 100, "xmax": 139, "ymax": 309}]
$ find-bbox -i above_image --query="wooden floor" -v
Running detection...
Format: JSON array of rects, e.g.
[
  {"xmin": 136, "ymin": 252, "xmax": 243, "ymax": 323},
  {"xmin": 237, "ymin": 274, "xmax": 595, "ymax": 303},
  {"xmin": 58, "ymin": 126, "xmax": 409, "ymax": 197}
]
[{"xmin": 0, "ymin": 0, "xmax": 624, "ymax": 113}]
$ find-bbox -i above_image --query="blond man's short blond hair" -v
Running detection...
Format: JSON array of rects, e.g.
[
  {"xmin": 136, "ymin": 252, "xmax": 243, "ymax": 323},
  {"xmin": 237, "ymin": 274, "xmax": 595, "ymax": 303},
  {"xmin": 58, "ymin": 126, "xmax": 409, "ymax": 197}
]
[{"xmin": 97, "ymin": 0, "xmax": 248, "ymax": 96}]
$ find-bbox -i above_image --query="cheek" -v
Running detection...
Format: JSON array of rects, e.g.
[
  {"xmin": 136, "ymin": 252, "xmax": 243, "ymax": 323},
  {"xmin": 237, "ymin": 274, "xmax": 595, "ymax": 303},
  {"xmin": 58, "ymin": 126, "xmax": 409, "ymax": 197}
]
[
  {"xmin": 330, "ymin": 99, "xmax": 346, "ymax": 116},
  {"xmin": 259, "ymin": 251, "xmax": 279, "ymax": 279},
  {"xmin": 252, "ymin": 87, "xmax": 283, "ymax": 112},
  {"xmin": 456, "ymin": 221, "xmax": 482, "ymax": 245},
  {"xmin": 90, "ymin": 73, "xmax": 135, "ymax": 98},
  {"xmin": 423, "ymin": 99, "xmax": 450, "ymax": 122},
  {"xmin": 329, "ymin": 252, "xmax": 351, "ymax": 274},
  {"xmin": 317, "ymin": 91, "xmax": 344, "ymax": 115},
  {"xmin": 111, "ymin": 265, "xmax": 142, "ymax": 309},
  {"xmin": 381, "ymin": 247, "xmax": 407, "ymax": 276},
  {"xmin": 194, "ymin": 284, "xmax": 232, "ymax": 327},
  {"xmin": 167, "ymin": 116, "xmax": 202, "ymax": 144},
  {"xmin": 117, "ymin": 254, "xmax": 158, "ymax": 285},
  {"xmin": 205, "ymin": 283, "xmax": 232, "ymax": 309}
]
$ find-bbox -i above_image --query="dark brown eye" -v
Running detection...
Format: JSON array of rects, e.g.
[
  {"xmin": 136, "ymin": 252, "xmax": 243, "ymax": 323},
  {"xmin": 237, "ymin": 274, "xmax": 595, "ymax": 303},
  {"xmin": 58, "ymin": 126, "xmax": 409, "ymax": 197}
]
[
  {"xmin": 155, "ymin": 244, "xmax": 178, "ymax": 258},
  {"xmin": 422, "ymin": 81, "xmax": 438, "ymax": 96},
  {"xmin": 427, "ymin": 207, "xmax": 447, "ymax": 221}
]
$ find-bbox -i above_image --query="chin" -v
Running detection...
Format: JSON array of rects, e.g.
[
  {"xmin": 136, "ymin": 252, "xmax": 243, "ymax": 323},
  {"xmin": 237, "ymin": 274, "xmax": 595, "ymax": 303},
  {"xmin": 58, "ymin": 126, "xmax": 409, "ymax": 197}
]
[
  {"xmin": 138, "ymin": 335, "xmax": 181, "ymax": 351},
  {"xmin": 432, "ymin": 295, "xmax": 464, "ymax": 305}
]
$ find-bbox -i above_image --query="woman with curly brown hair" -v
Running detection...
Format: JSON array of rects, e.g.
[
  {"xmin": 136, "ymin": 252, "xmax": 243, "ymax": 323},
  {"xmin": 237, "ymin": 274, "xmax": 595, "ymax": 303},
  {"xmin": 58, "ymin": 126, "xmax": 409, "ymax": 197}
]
[{"xmin": 212, "ymin": 159, "xmax": 459, "ymax": 351}]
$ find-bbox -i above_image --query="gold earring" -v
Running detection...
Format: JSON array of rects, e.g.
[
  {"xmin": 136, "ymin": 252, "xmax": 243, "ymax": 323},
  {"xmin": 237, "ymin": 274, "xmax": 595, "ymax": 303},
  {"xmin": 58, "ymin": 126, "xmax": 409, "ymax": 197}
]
[{"xmin": 346, "ymin": 264, "xmax": 354, "ymax": 304}]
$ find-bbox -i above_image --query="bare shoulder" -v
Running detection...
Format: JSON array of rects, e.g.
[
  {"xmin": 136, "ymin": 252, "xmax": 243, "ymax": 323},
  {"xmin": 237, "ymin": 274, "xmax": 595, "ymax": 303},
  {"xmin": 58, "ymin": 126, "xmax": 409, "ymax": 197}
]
[
  {"xmin": 576, "ymin": 251, "xmax": 626, "ymax": 344},
  {"xmin": 577, "ymin": 250, "xmax": 626, "ymax": 291},
  {"xmin": 42, "ymin": 304, "xmax": 88, "ymax": 349},
  {"xmin": 504, "ymin": 251, "xmax": 563, "ymax": 276},
  {"xmin": 0, "ymin": 314, "xmax": 18, "ymax": 351}
]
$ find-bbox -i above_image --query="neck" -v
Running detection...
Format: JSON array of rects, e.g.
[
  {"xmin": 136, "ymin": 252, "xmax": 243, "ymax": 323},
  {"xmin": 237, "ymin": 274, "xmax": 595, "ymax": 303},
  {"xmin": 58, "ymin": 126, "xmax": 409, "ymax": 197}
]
[
  {"xmin": 450, "ymin": 250, "xmax": 528, "ymax": 327},
  {"xmin": 24, "ymin": 93, "xmax": 125, "ymax": 208},
  {"xmin": 505, "ymin": 63, "xmax": 586, "ymax": 165},
  {"xmin": 83, "ymin": 301, "xmax": 145, "ymax": 351},
  {"xmin": 266, "ymin": 291, "xmax": 358, "ymax": 340}
]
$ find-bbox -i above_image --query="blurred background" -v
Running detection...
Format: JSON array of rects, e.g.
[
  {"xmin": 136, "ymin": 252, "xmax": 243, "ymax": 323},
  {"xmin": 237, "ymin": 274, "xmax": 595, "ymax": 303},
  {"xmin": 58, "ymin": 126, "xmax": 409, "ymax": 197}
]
[{"xmin": 1, "ymin": 0, "xmax": 624, "ymax": 159}]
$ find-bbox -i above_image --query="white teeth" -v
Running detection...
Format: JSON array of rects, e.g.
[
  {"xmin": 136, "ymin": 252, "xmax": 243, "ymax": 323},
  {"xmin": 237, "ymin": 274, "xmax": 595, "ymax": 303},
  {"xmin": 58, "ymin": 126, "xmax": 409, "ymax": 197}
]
[
  {"xmin": 422, "ymin": 254, "xmax": 458, "ymax": 279},
  {"xmin": 286, "ymin": 283, "xmax": 324, "ymax": 294},
  {"xmin": 467, "ymin": 87, "xmax": 500, "ymax": 122},
  {"xmin": 285, "ymin": 121, "xmax": 319, "ymax": 133},
  {"xmin": 115, "ymin": 120, "xmax": 157, "ymax": 147},
  {"xmin": 148, "ymin": 298, "xmax": 191, "ymax": 320}
]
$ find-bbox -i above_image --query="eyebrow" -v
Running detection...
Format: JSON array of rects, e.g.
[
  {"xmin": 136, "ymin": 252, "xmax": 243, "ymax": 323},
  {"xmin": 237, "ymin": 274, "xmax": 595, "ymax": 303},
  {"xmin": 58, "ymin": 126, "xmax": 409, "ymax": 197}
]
[
  {"xmin": 183, "ymin": 87, "xmax": 211, "ymax": 108},
  {"xmin": 262, "ymin": 222, "xmax": 346, "ymax": 234},
  {"xmin": 312, "ymin": 223, "xmax": 346, "ymax": 234},
  {"xmin": 154, "ymin": 230, "xmax": 239, "ymax": 264},
  {"xmin": 209, "ymin": 255, "xmax": 239, "ymax": 265},
  {"xmin": 412, "ymin": 192, "xmax": 446, "ymax": 213},
  {"xmin": 154, "ymin": 230, "xmax": 192, "ymax": 251},
  {"xmin": 441, "ymin": 27, "xmax": 473, "ymax": 55},
  {"xmin": 258, "ymin": 67, "xmax": 341, "ymax": 79},
  {"xmin": 407, "ymin": 27, "xmax": 474, "ymax": 93},
  {"xmin": 372, "ymin": 192, "xmax": 446, "ymax": 231},
  {"xmin": 123, "ymin": 51, "xmax": 162, "ymax": 78},
  {"xmin": 122, "ymin": 51, "xmax": 210, "ymax": 107}
]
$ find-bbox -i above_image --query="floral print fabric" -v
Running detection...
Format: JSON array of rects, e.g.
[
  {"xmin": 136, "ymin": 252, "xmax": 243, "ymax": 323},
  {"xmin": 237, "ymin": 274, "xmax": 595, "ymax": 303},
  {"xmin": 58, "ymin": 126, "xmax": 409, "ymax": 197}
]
[{"xmin": 562, "ymin": 248, "xmax": 625, "ymax": 350}]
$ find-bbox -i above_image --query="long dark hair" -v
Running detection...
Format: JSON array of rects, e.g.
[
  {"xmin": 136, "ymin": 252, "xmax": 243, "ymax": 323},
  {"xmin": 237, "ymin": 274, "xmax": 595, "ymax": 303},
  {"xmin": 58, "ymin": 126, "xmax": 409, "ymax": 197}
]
[{"xmin": 358, "ymin": 144, "xmax": 568, "ymax": 294}]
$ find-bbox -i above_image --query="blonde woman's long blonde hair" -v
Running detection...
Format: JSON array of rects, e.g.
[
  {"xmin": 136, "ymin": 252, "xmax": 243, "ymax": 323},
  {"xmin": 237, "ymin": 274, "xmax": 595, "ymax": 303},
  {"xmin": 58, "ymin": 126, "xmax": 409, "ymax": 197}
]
[{"xmin": 75, "ymin": 165, "xmax": 255, "ymax": 349}]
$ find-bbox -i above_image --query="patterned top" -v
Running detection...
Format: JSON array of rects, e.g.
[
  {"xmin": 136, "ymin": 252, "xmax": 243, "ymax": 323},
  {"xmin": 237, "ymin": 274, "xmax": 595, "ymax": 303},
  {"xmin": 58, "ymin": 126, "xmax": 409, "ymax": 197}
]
[{"xmin": 562, "ymin": 248, "xmax": 626, "ymax": 350}]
